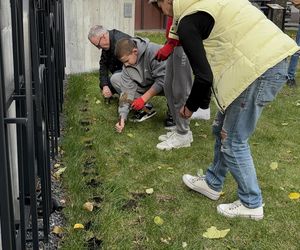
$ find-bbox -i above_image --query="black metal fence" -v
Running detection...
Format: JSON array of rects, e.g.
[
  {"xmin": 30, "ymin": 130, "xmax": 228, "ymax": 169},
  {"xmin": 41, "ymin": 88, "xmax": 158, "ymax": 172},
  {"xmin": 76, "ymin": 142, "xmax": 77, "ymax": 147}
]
[{"xmin": 0, "ymin": 0, "xmax": 65, "ymax": 249}]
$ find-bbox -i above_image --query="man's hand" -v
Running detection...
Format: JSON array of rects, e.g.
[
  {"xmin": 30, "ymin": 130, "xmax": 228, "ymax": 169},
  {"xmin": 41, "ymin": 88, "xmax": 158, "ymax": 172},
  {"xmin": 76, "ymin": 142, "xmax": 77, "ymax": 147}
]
[
  {"xmin": 131, "ymin": 97, "xmax": 145, "ymax": 110},
  {"xmin": 102, "ymin": 85, "xmax": 112, "ymax": 98},
  {"xmin": 115, "ymin": 117, "xmax": 125, "ymax": 133},
  {"xmin": 180, "ymin": 105, "xmax": 193, "ymax": 119},
  {"xmin": 155, "ymin": 43, "xmax": 174, "ymax": 61}
]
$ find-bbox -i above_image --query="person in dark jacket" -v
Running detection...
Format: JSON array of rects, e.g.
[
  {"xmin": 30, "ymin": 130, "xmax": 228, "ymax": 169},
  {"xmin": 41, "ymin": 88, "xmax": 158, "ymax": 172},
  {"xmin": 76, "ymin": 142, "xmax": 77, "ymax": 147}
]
[{"xmin": 88, "ymin": 25, "xmax": 131, "ymax": 99}]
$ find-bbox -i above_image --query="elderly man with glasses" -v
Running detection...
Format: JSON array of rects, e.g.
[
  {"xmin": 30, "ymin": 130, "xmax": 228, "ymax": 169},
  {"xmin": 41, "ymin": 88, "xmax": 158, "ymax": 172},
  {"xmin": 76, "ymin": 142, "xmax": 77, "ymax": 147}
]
[{"xmin": 88, "ymin": 25, "xmax": 131, "ymax": 100}]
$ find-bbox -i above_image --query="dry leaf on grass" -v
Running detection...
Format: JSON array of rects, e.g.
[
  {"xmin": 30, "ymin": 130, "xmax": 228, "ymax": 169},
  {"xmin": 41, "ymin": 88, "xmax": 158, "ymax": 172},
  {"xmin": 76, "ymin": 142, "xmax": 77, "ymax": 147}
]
[
  {"xmin": 270, "ymin": 162, "xmax": 278, "ymax": 170},
  {"xmin": 73, "ymin": 223, "xmax": 85, "ymax": 229},
  {"xmin": 288, "ymin": 192, "xmax": 300, "ymax": 200},
  {"xmin": 52, "ymin": 226, "xmax": 63, "ymax": 234},
  {"xmin": 160, "ymin": 237, "xmax": 171, "ymax": 244},
  {"xmin": 83, "ymin": 202, "xmax": 94, "ymax": 212},
  {"xmin": 54, "ymin": 163, "xmax": 61, "ymax": 168},
  {"xmin": 145, "ymin": 188, "xmax": 154, "ymax": 194},
  {"xmin": 53, "ymin": 167, "xmax": 67, "ymax": 179},
  {"xmin": 154, "ymin": 216, "xmax": 164, "ymax": 225},
  {"xmin": 203, "ymin": 226, "xmax": 230, "ymax": 239}
]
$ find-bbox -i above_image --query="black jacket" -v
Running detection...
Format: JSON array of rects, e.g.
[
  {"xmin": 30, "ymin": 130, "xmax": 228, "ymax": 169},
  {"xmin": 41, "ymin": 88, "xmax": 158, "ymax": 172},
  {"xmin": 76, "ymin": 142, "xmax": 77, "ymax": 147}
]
[{"xmin": 99, "ymin": 29, "xmax": 131, "ymax": 90}]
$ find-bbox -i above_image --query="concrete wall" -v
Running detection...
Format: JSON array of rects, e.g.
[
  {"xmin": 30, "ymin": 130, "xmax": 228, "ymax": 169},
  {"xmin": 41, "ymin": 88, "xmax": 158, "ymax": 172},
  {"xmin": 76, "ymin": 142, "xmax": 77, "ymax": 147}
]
[{"xmin": 64, "ymin": 0, "xmax": 135, "ymax": 74}]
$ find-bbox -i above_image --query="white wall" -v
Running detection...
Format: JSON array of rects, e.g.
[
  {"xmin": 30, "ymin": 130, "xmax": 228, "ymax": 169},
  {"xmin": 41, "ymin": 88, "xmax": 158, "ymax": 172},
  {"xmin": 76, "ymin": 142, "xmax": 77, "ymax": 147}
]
[{"xmin": 64, "ymin": 0, "xmax": 135, "ymax": 74}]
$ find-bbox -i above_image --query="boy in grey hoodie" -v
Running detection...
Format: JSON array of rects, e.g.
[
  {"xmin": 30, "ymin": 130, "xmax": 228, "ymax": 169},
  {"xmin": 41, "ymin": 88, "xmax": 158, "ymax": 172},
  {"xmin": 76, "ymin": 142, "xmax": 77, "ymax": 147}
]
[{"xmin": 112, "ymin": 37, "xmax": 166, "ymax": 133}]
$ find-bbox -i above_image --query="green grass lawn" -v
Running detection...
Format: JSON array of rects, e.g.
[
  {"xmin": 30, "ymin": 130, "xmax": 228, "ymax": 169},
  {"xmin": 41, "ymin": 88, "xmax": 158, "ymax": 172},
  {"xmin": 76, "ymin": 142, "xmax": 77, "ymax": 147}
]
[{"xmin": 59, "ymin": 32, "xmax": 300, "ymax": 249}]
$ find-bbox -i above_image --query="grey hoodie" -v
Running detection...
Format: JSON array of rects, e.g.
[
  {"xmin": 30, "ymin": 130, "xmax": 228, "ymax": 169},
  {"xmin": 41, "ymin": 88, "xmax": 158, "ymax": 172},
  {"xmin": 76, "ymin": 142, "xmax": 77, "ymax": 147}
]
[{"xmin": 118, "ymin": 37, "xmax": 166, "ymax": 119}]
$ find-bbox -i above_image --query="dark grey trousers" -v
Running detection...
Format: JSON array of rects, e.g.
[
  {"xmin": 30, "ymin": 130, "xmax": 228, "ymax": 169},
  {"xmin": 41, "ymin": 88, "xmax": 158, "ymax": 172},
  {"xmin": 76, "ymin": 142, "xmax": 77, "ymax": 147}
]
[{"xmin": 164, "ymin": 46, "xmax": 192, "ymax": 134}]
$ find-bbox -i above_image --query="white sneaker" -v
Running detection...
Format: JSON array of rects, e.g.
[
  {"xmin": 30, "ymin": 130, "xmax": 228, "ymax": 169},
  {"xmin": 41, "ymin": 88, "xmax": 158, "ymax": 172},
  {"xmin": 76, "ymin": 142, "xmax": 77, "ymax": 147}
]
[
  {"xmin": 158, "ymin": 131, "xmax": 176, "ymax": 142},
  {"xmin": 217, "ymin": 200, "xmax": 264, "ymax": 220},
  {"xmin": 182, "ymin": 174, "xmax": 220, "ymax": 200},
  {"xmin": 158, "ymin": 130, "xmax": 193, "ymax": 142},
  {"xmin": 191, "ymin": 107, "xmax": 210, "ymax": 120},
  {"xmin": 156, "ymin": 132, "xmax": 193, "ymax": 150}
]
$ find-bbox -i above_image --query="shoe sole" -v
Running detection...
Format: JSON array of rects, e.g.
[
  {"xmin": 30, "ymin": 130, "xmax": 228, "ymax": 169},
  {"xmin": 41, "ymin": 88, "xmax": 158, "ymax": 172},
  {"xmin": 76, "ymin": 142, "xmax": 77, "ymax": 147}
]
[
  {"xmin": 156, "ymin": 142, "xmax": 191, "ymax": 150},
  {"xmin": 131, "ymin": 111, "xmax": 157, "ymax": 123},
  {"xmin": 159, "ymin": 134, "xmax": 193, "ymax": 143},
  {"xmin": 217, "ymin": 206, "xmax": 263, "ymax": 220},
  {"xmin": 182, "ymin": 175, "xmax": 220, "ymax": 201},
  {"xmin": 164, "ymin": 125, "xmax": 176, "ymax": 131}
]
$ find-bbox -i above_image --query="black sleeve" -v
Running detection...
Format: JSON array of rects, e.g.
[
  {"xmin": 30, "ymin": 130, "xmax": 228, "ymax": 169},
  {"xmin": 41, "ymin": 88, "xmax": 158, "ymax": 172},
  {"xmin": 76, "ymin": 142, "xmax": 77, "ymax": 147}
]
[
  {"xmin": 99, "ymin": 51, "xmax": 110, "ymax": 89},
  {"xmin": 177, "ymin": 11, "xmax": 215, "ymax": 111},
  {"xmin": 99, "ymin": 29, "xmax": 131, "ymax": 90}
]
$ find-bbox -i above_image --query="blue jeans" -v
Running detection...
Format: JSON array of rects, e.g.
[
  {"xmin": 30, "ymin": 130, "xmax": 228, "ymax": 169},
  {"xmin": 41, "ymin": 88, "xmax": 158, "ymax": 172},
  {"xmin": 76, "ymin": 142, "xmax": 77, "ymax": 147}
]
[
  {"xmin": 205, "ymin": 59, "xmax": 288, "ymax": 208},
  {"xmin": 288, "ymin": 26, "xmax": 300, "ymax": 80}
]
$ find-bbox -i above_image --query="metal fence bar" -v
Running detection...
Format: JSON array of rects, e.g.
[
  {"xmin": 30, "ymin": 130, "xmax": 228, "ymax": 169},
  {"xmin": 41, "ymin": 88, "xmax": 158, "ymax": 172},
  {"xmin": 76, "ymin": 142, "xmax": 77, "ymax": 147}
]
[
  {"xmin": 1, "ymin": 0, "xmax": 65, "ymax": 248},
  {"xmin": 10, "ymin": 0, "xmax": 28, "ymax": 248},
  {"xmin": 0, "ymin": 26, "xmax": 17, "ymax": 250}
]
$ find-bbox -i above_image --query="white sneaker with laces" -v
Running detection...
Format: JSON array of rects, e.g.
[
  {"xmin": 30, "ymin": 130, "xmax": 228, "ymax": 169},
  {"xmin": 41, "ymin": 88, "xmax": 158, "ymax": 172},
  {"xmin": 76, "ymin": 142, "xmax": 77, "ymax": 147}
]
[
  {"xmin": 191, "ymin": 107, "xmax": 210, "ymax": 120},
  {"xmin": 217, "ymin": 200, "xmax": 264, "ymax": 220},
  {"xmin": 158, "ymin": 130, "xmax": 193, "ymax": 142},
  {"xmin": 156, "ymin": 132, "xmax": 193, "ymax": 150},
  {"xmin": 182, "ymin": 174, "xmax": 220, "ymax": 200}
]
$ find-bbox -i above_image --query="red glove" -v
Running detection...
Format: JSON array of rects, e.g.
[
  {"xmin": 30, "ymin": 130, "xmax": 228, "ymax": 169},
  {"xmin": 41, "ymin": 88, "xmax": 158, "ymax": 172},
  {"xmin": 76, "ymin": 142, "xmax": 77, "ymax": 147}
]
[
  {"xmin": 155, "ymin": 43, "xmax": 175, "ymax": 61},
  {"xmin": 131, "ymin": 97, "xmax": 145, "ymax": 110}
]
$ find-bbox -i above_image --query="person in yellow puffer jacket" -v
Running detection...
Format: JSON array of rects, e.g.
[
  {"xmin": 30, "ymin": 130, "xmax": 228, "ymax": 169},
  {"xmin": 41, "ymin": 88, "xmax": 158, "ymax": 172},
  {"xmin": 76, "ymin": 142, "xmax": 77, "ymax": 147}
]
[{"xmin": 156, "ymin": 0, "xmax": 299, "ymax": 220}]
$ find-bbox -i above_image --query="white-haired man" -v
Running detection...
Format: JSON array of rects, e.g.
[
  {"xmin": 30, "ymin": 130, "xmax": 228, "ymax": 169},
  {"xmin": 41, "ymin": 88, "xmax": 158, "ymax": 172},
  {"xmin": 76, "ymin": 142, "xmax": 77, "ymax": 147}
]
[{"xmin": 88, "ymin": 25, "xmax": 131, "ymax": 100}]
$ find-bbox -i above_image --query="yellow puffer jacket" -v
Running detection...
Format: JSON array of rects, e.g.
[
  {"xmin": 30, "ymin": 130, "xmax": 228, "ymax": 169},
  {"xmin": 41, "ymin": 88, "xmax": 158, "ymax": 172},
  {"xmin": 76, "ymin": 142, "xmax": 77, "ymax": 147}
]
[{"xmin": 170, "ymin": 0, "xmax": 299, "ymax": 111}]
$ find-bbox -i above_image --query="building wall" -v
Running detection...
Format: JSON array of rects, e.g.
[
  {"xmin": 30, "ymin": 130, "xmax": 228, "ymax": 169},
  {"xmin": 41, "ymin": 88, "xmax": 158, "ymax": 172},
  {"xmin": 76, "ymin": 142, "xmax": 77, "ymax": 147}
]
[
  {"xmin": 64, "ymin": 0, "xmax": 135, "ymax": 74},
  {"xmin": 135, "ymin": 0, "xmax": 166, "ymax": 30}
]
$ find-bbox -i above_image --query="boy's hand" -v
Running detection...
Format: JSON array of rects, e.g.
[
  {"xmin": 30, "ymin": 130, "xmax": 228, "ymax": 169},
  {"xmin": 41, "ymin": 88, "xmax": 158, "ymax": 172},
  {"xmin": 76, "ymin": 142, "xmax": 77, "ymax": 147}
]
[
  {"xmin": 155, "ymin": 43, "xmax": 174, "ymax": 61},
  {"xmin": 180, "ymin": 105, "xmax": 193, "ymax": 119},
  {"xmin": 102, "ymin": 86, "xmax": 112, "ymax": 98},
  {"xmin": 115, "ymin": 118, "xmax": 125, "ymax": 133},
  {"xmin": 131, "ymin": 97, "xmax": 145, "ymax": 110}
]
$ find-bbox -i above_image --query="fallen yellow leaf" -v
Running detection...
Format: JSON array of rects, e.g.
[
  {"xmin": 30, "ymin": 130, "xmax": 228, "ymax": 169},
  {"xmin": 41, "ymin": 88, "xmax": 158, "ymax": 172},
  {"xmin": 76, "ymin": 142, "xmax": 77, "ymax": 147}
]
[
  {"xmin": 145, "ymin": 188, "xmax": 154, "ymax": 194},
  {"xmin": 95, "ymin": 100, "xmax": 101, "ymax": 104},
  {"xmin": 154, "ymin": 216, "xmax": 164, "ymax": 225},
  {"xmin": 53, "ymin": 167, "xmax": 67, "ymax": 179},
  {"xmin": 197, "ymin": 168, "xmax": 204, "ymax": 177},
  {"xmin": 270, "ymin": 162, "xmax": 278, "ymax": 170},
  {"xmin": 127, "ymin": 133, "xmax": 134, "ymax": 138},
  {"xmin": 52, "ymin": 226, "xmax": 63, "ymax": 234},
  {"xmin": 203, "ymin": 226, "xmax": 230, "ymax": 239},
  {"xmin": 160, "ymin": 237, "xmax": 171, "ymax": 244},
  {"xmin": 288, "ymin": 192, "xmax": 300, "ymax": 200},
  {"xmin": 83, "ymin": 202, "xmax": 94, "ymax": 212},
  {"xmin": 54, "ymin": 163, "xmax": 61, "ymax": 168},
  {"xmin": 73, "ymin": 223, "xmax": 85, "ymax": 229},
  {"xmin": 182, "ymin": 242, "xmax": 188, "ymax": 248}
]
